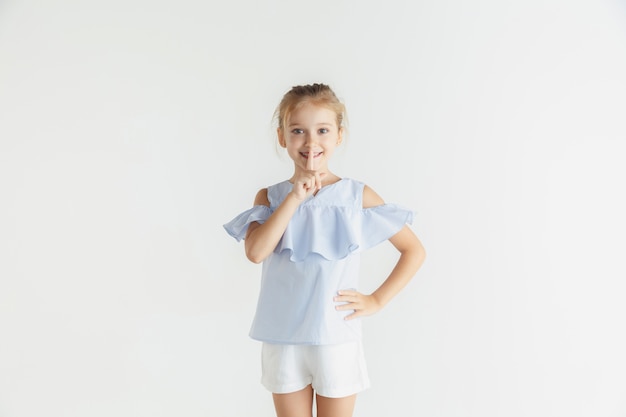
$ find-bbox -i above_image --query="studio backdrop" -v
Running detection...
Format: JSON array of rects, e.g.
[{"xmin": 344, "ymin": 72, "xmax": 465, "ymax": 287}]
[{"xmin": 1, "ymin": 1, "xmax": 625, "ymax": 416}]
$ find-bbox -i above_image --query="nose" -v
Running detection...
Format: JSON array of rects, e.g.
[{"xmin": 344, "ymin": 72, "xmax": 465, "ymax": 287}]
[{"xmin": 305, "ymin": 132, "xmax": 319, "ymax": 146}]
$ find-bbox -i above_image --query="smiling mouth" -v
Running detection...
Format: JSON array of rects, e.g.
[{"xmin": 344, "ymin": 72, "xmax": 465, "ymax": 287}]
[{"xmin": 300, "ymin": 151, "xmax": 322, "ymax": 158}]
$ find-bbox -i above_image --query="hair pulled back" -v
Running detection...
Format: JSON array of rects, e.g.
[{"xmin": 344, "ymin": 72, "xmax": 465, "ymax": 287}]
[{"xmin": 274, "ymin": 83, "xmax": 346, "ymax": 131}]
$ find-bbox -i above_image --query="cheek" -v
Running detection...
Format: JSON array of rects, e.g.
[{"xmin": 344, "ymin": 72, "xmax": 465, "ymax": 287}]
[
  {"xmin": 322, "ymin": 137, "xmax": 339, "ymax": 149},
  {"xmin": 286, "ymin": 136, "xmax": 304, "ymax": 149},
  {"xmin": 286, "ymin": 143, "xmax": 303, "ymax": 156}
]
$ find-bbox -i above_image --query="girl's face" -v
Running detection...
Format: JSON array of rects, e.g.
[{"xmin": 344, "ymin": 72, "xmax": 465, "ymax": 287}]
[{"xmin": 278, "ymin": 102, "xmax": 343, "ymax": 173}]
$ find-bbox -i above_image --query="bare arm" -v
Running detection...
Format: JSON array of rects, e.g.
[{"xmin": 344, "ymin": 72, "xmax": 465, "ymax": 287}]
[
  {"xmin": 335, "ymin": 185, "xmax": 426, "ymax": 319},
  {"xmin": 244, "ymin": 188, "xmax": 302, "ymax": 264},
  {"xmin": 244, "ymin": 170, "xmax": 323, "ymax": 264}
]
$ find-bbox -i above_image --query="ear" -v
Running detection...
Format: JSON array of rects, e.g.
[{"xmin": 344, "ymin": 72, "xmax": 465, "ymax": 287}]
[
  {"xmin": 337, "ymin": 127, "xmax": 344, "ymax": 145},
  {"xmin": 277, "ymin": 128, "xmax": 286, "ymax": 148}
]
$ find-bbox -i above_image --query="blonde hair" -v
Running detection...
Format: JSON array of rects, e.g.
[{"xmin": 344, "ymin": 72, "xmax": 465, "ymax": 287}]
[{"xmin": 274, "ymin": 83, "xmax": 346, "ymax": 131}]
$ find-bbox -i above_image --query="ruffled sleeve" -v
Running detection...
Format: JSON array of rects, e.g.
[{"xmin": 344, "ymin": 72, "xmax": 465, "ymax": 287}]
[
  {"xmin": 358, "ymin": 204, "xmax": 415, "ymax": 250},
  {"xmin": 223, "ymin": 205, "xmax": 272, "ymax": 242},
  {"xmin": 275, "ymin": 203, "xmax": 414, "ymax": 262}
]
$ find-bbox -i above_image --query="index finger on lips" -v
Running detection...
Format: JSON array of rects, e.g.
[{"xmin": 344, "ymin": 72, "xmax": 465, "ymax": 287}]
[{"xmin": 307, "ymin": 151, "xmax": 315, "ymax": 171}]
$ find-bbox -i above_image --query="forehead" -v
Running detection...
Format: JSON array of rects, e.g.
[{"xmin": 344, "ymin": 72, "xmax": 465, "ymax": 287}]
[{"xmin": 287, "ymin": 103, "xmax": 337, "ymax": 126}]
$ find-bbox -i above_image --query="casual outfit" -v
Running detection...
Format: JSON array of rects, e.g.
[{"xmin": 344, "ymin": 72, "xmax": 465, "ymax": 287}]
[{"xmin": 224, "ymin": 178, "xmax": 414, "ymax": 397}]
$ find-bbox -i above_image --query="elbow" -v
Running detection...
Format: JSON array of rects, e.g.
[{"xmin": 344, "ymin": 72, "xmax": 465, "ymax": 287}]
[
  {"xmin": 247, "ymin": 254, "xmax": 264, "ymax": 264},
  {"xmin": 418, "ymin": 251, "xmax": 426, "ymax": 270},
  {"xmin": 244, "ymin": 227, "xmax": 269, "ymax": 264},
  {"xmin": 415, "ymin": 243, "xmax": 426, "ymax": 267},
  {"xmin": 404, "ymin": 241, "xmax": 426, "ymax": 270},
  {"xmin": 245, "ymin": 246, "xmax": 266, "ymax": 264},
  {"xmin": 417, "ymin": 243, "xmax": 426, "ymax": 261}
]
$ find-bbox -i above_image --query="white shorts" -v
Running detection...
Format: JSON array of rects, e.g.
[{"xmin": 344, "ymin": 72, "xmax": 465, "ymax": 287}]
[{"xmin": 261, "ymin": 340, "xmax": 370, "ymax": 398}]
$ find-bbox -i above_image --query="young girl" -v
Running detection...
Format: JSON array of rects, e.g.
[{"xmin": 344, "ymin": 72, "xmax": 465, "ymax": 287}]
[{"xmin": 223, "ymin": 83, "xmax": 426, "ymax": 417}]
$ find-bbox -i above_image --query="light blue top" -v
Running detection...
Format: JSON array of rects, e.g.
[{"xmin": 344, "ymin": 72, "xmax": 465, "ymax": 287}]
[{"xmin": 223, "ymin": 178, "xmax": 414, "ymax": 345}]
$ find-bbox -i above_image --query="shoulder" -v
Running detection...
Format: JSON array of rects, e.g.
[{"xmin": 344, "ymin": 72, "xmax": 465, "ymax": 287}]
[
  {"xmin": 342, "ymin": 178, "xmax": 385, "ymax": 208},
  {"xmin": 253, "ymin": 180, "xmax": 292, "ymax": 207},
  {"xmin": 253, "ymin": 188, "xmax": 270, "ymax": 207},
  {"xmin": 362, "ymin": 184, "xmax": 385, "ymax": 208}
]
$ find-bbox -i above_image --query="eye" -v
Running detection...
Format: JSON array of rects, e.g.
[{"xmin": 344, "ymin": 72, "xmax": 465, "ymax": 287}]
[
  {"xmin": 291, "ymin": 128, "xmax": 304, "ymax": 134},
  {"xmin": 318, "ymin": 128, "xmax": 329, "ymax": 134}
]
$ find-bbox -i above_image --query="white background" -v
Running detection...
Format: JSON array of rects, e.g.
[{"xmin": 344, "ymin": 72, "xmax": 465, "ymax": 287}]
[{"xmin": 1, "ymin": 1, "xmax": 626, "ymax": 416}]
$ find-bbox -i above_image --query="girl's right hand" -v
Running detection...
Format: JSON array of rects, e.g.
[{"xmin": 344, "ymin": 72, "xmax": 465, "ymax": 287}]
[{"xmin": 290, "ymin": 170, "xmax": 324, "ymax": 201}]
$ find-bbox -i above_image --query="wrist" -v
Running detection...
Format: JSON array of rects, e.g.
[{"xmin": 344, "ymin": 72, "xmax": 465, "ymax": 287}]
[
  {"xmin": 370, "ymin": 292, "xmax": 386, "ymax": 310},
  {"xmin": 287, "ymin": 190, "xmax": 307, "ymax": 203}
]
